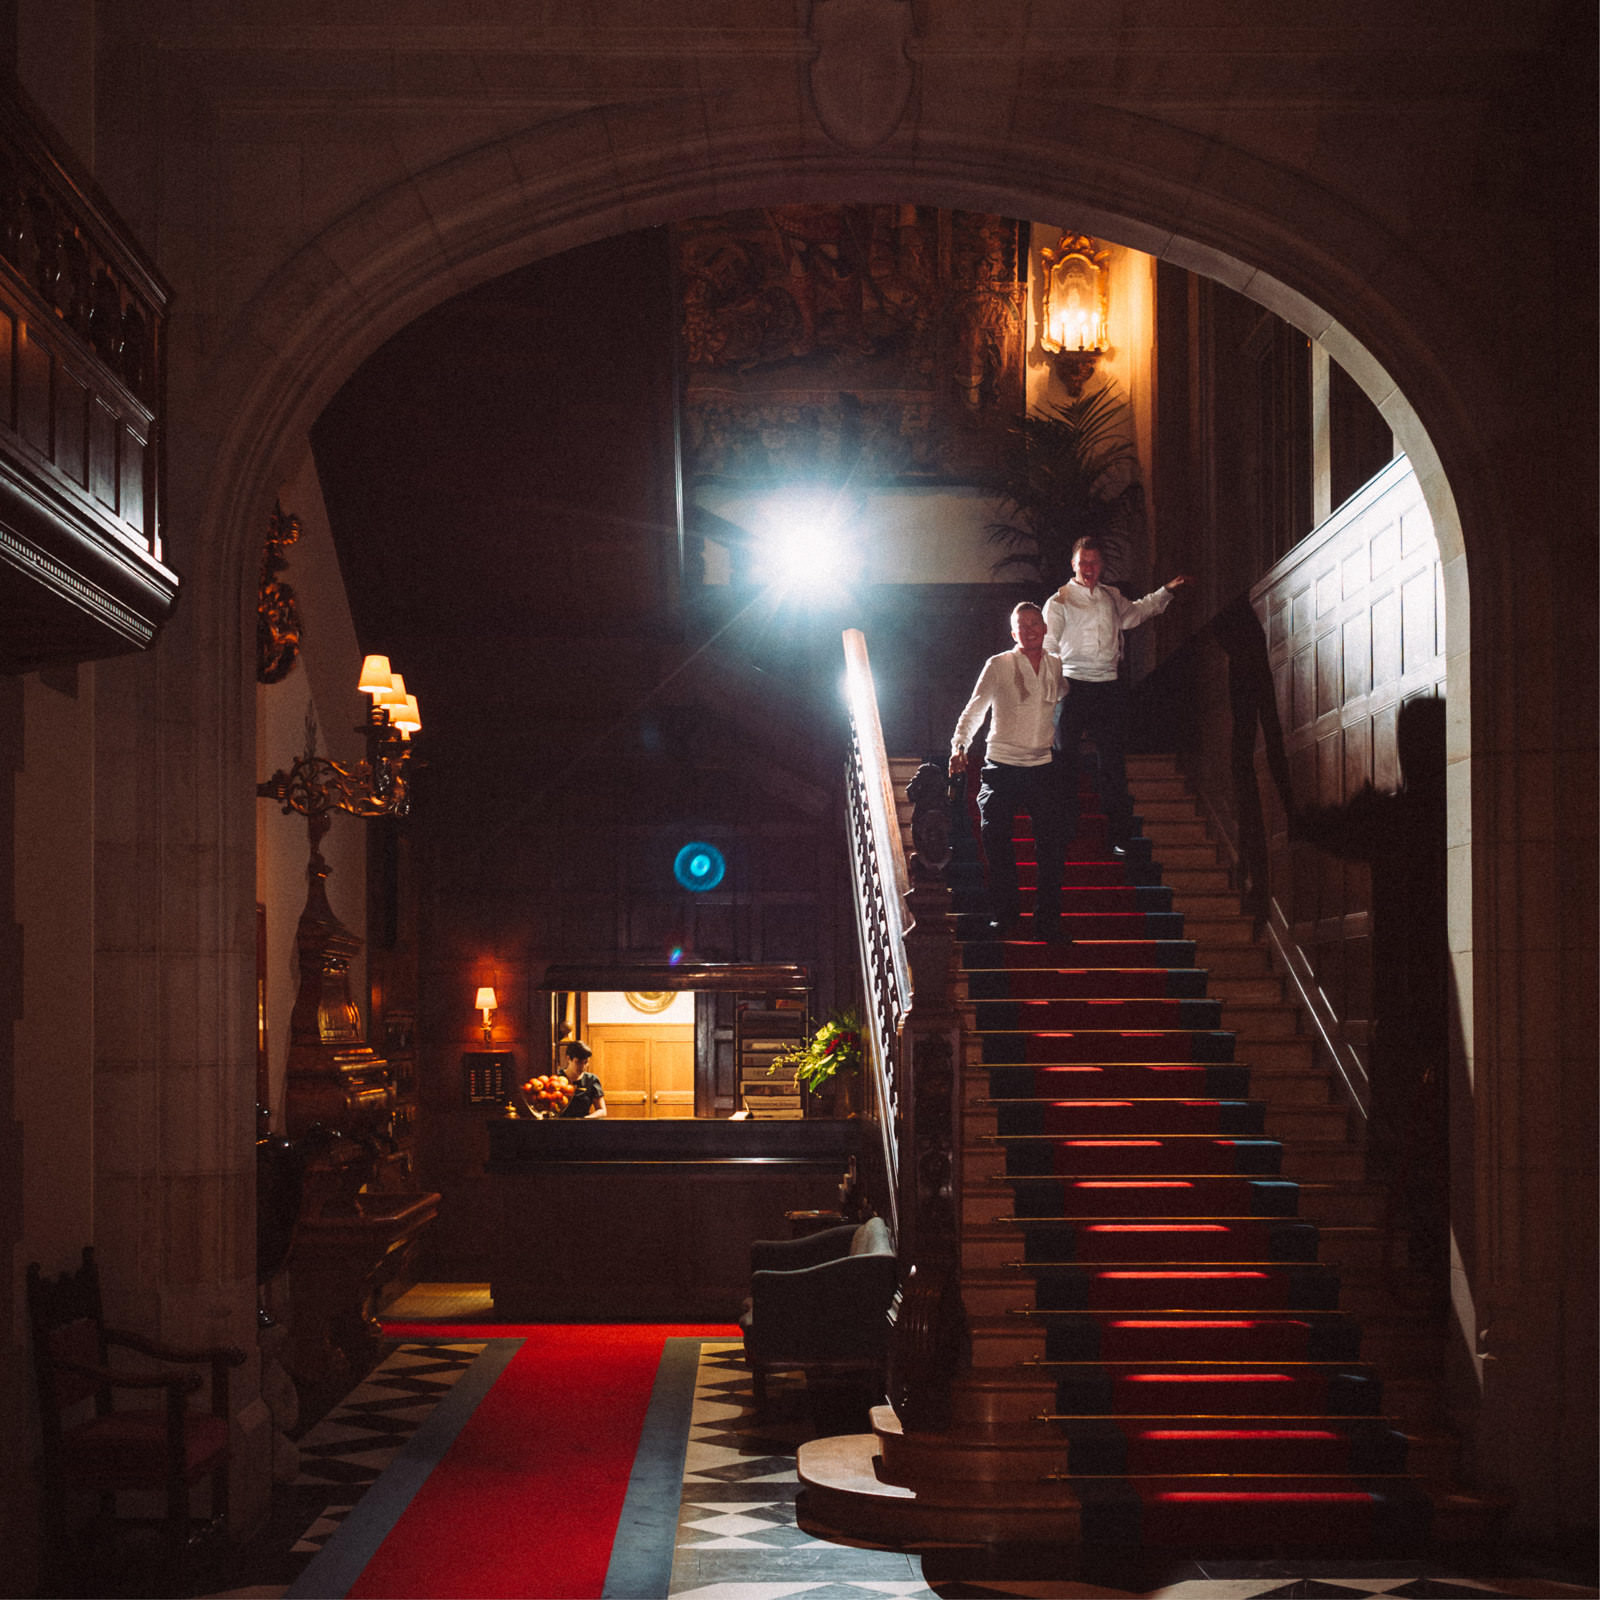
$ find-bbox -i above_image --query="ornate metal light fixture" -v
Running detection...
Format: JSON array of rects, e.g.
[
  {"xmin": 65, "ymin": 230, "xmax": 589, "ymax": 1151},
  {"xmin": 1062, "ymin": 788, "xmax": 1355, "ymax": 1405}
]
[
  {"xmin": 256, "ymin": 654, "xmax": 422, "ymax": 823},
  {"xmin": 255, "ymin": 655, "xmax": 425, "ymax": 1147},
  {"xmin": 1039, "ymin": 233, "xmax": 1110, "ymax": 397}
]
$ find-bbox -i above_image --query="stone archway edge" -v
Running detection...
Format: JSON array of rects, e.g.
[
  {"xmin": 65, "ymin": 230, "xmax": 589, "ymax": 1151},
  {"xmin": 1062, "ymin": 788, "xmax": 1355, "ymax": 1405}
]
[
  {"xmin": 188, "ymin": 101, "xmax": 1485, "ymax": 577},
  {"xmin": 125, "ymin": 71, "xmax": 1590, "ymax": 1539}
]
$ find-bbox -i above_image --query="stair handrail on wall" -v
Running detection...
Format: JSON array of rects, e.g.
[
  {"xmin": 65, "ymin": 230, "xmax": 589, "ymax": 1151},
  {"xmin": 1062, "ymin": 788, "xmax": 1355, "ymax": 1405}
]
[{"xmin": 842, "ymin": 629, "xmax": 970, "ymax": 1431}]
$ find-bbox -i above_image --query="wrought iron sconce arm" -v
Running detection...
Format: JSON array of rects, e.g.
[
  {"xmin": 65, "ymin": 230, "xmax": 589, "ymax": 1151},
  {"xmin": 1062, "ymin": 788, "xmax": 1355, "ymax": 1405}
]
[{"xmin": 257, "ymin": 658, "xmax": 421, "ymax": 821}]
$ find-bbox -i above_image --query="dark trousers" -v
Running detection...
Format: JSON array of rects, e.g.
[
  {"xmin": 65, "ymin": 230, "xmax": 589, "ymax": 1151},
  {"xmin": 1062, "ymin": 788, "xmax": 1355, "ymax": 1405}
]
[
  {"xmin": 976, "ymin": 758, "xmax": 1067, "ymax": 921},
  {"xmin": 1054, "ymin": 678, "xmax": 1133, "ymax": 846}
]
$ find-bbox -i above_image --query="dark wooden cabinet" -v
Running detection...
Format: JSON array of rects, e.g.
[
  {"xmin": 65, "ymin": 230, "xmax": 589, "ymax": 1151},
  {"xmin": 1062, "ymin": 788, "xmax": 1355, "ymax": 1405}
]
[{"xmin": 486, "ymin": 1117, "xmax": 860, "ymax": 1320}]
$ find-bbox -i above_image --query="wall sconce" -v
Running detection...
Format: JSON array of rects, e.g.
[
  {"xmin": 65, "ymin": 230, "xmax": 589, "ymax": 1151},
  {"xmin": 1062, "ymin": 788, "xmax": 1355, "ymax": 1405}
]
[
  {"xmin": 258, "ymin": 654, "xmax": 423, "ymax": 823},
  {"xmin": 1039, "ymin": 234, "xmax": 1110, "ymax": 397},
  {"xmin": 474, "ymin": 986, "xmax": 498, "ymax": 1045}
]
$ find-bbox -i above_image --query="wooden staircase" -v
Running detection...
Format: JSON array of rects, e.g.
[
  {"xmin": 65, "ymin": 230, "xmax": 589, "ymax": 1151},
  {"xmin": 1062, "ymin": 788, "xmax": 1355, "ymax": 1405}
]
[{"xmin": 798, "ymin": 752, "xmax": 1498, "ymax": 1554}]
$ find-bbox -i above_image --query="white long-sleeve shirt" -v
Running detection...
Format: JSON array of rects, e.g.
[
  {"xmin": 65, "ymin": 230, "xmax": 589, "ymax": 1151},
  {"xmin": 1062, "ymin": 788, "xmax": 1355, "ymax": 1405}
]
[
  {"xmin": 950, "ymin": 648, "xmax": 1063, "ymax": 767},
  {"xmin": 1043, "ymin": 579, "xmax": 1173, "ymax": 682}
]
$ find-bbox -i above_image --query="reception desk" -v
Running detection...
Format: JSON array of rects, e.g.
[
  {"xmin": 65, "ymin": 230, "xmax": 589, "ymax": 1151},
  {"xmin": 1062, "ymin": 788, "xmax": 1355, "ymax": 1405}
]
[{"xmin": 486, "ymin": 1117, "xmax": 864, "ymax": 1320}]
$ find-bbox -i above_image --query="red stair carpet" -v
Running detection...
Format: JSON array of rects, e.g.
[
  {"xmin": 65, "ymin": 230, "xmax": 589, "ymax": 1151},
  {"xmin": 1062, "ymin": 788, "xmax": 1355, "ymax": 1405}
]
[
  {"xmin": 955, "ymin": 764, "xmax": 1432, "ymax": 1553},
  {"xmin": 344, "ymin": 1322, "xmax": 734, "ymax": 1598}
]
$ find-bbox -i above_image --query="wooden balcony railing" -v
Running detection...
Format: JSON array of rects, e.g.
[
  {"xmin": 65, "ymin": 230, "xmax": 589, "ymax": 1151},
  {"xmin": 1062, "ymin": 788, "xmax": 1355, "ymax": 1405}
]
[
  {"xmin": 0, "ymin": 84, "xmax": 177, "ymax": 672},
  {"xmin": 842, "ymin": 628, "xmax": 969, "ymax": 1430}
]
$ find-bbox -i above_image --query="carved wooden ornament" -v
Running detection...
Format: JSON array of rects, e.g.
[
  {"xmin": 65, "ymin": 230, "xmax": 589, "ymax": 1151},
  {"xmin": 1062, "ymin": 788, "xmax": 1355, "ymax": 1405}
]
[
  {"xmin": 257, "ymin": 502, "xmax": 303, "ymax": 684},
  {"xmin": 808, "ymin": 0, "xmax": 915, "ymax": 152}
]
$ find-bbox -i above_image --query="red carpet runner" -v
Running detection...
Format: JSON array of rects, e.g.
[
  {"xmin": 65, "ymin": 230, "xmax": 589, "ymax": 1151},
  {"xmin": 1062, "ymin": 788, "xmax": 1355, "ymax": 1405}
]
[
  {"xmin": 351, "ymin": 1323, "xmax": 734, "ymax": 1598},
  {"xmin": 955, "ymin": 762, "xmax": 1431, "ymax": 1550}
]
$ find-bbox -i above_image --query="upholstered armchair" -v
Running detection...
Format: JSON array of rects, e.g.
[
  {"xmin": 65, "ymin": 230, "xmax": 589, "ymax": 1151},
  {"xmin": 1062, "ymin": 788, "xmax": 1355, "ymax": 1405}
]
[{"xmin": 739, "ymin": 1215, "xmax": 898, "ymax": 1406}]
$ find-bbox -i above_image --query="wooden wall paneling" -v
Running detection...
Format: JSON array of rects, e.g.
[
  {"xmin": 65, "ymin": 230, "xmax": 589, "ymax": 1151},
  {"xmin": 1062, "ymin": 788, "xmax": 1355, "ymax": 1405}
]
[
  {"xmin": 1252, "ymin": 455, "xmax": 1446, "ymax": 1116},
  {"xmin": 0, "ymin": 309, "xmax": 13, "ymax": 430},
  {"xmin": 87, "ymin": 398, "xmax": 116, "ymax": 510},
  {"xmin": 697, "ymin": 989, "xmax": 739, "ymax": 1116},
  {"xmin": 55, "ymin": 368, "xmax": 85, "ymax": 485},
  {"xmin": 17, "ymin": 321, "xmax": 48, "ymax": 453},
  {"xmin": 121, "ymin": 421, "xmax": 147, "ymax": 535}
]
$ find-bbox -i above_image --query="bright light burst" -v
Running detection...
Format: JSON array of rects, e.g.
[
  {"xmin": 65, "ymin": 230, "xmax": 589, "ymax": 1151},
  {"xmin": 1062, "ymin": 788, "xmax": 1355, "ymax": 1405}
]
[{"xmin": 753, "ymin": 492, "xmax": 862, "ymax": 591}]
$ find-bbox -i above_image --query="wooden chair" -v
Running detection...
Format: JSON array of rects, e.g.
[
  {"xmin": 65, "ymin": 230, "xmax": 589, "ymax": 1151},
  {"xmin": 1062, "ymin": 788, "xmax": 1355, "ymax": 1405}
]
[{"xmin": 26, "ymin": 1246, "xmax": 247, "ymax": 1571}]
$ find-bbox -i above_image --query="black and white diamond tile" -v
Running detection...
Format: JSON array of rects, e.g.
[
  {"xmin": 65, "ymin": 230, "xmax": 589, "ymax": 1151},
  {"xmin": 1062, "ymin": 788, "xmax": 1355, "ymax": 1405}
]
[
  {"xmin": 292, "ymin": 1341, "xmax": 484, "ymax": 1491},
  {"xmin": 287, "ymin": 1504, "xmax": 356, "ymax": 1557},
  {"xmin": 669, "ymin": 1341, "xmax": 936, "ymax": 1600},
  {"xmin": 288, "ymin": 1341, "xmax": 484, "ymax": 1542},
  {"xmin": 665, "ymin": 1342, "xmax": 1597, "ymax": 1600},
  {"xmin": 203, "ymin": 1340, "xmax": 488, "ymax": 1597}
]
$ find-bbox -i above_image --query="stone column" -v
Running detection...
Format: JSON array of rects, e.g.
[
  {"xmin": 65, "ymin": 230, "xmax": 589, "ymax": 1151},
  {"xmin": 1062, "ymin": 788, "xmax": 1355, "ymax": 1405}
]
[{"xmin": 91, "ymin": 568, "xmax": 272, "ymax": 1532}]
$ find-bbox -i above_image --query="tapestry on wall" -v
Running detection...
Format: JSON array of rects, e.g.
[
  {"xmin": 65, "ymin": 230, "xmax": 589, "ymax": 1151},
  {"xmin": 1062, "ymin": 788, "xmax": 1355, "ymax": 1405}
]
[{"xmin": 674, "ymin": 205, "xmax": 1025, "ymax": 486}]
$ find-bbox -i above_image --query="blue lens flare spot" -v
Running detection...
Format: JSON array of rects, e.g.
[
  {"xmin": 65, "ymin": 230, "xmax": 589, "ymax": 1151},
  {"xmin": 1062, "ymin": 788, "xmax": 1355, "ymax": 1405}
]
[
  {"xmin": 669, "ymin": 947, "xmax": 683, "ymax": 965},
  {"xmin": 673, "ymin": 841, "xmax": 726, "ymax": 892}
]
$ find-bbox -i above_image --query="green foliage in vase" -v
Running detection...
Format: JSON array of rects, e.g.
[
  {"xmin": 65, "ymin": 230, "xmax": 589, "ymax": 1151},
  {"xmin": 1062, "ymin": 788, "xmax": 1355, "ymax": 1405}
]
[
  {"xmin": 985, "ymin": 383, "xmax": 1146, "ymax": 592},
  {"xmin": 768, "ymin": 1009, "xmax": 864, "ymax": 1092}
]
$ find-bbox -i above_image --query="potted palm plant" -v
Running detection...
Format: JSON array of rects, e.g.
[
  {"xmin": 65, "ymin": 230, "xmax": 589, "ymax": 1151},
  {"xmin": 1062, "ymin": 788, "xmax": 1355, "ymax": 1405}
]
[{"xmin": 984, "ymin": 382, "xmax": 1146, "ymax": 590}]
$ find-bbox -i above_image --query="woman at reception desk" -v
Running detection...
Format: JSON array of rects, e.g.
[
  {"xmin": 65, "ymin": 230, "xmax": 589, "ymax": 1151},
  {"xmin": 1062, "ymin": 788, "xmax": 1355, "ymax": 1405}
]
[{"xmin": 486, "ymin": 1112, "xmax": 863, "ymax": 1321}]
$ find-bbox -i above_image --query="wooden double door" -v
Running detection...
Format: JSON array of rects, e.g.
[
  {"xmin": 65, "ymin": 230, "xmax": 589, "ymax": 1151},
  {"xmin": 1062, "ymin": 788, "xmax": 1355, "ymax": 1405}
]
[{"xmin": 586, "ymin": 1023, "xmax": 694, "ymax": 1118}]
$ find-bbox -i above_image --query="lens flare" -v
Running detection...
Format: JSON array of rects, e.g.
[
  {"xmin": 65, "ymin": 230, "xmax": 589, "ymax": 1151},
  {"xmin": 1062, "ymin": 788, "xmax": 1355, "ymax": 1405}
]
[{"xmin": 673, "ymin": 842, "xmax": 726, "ymax": 892}]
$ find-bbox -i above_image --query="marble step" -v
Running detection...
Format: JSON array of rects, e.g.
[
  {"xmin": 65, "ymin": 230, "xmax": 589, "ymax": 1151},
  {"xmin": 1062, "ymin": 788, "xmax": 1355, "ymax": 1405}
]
[
  {"xmin": 1179, "ymin": 914, "xmax": 1261, "ymax": 945},
  {"xmin": 1208, "ymin": 974, "xmax": 1290, "ymax": 1004},
  {"xmin": 1121, "ymin": 775, "xmax": 1190, "ymax": 801},
  {"xmin": 1140, "ymin": 818, "xmax": 1212, "ymax": 845},
  {"xmin": 796, "ymin": 1423, "xmax": 1081, "ymax": 1548},
  {"xmin": 1150, "ymin": 842, "xmax": 1226, "ymax": 869},
  {"xmin": 1161, "ymin": 866, "xmax": 1233, "ymax": 893}
]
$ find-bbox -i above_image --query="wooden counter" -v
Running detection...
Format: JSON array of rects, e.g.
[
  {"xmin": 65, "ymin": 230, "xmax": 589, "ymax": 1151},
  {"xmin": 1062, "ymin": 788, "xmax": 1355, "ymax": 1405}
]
[{"xmin": 486, "ymin": 1117, "xmax": 863, "ymax": 1320}]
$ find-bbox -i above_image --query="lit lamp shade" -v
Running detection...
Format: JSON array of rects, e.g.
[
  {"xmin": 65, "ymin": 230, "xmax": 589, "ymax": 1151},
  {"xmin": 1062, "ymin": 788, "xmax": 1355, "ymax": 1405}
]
[
  {"xmin": 474, "ymin": 987, "xmax": 498, "ymax": 1017},
  {"xmin": 358, "ymin": 655, "xmax": 394, "ymax": 696},
  {"xmin": 391, "ymin": 693, "xmax": 421, "ymax": 735}
]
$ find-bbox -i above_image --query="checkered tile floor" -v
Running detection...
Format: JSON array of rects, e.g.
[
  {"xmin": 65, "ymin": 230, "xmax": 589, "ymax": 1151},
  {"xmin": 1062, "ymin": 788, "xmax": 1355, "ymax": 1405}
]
[
  {"xmin": 208, "ymin": 1331, "xmax": 1595, "ymax": 1600},
  {"xmin": 666, "ymin": 1342, "xmax": 1596, "ymax": 1600},
  {"xmin": 205, "ymin": 1340, "xmax": 486, "ymax": 1596},
  {"xmin": 289, "ymin": 1342, "xmax": 486, "ymax": 1556}
]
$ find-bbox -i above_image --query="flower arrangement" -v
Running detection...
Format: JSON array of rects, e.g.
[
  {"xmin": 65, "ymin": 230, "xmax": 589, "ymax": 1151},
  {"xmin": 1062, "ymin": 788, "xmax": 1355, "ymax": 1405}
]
[{"xmin": 769, "ymin": 1009, "xmax": 864, "ymax": 1093}]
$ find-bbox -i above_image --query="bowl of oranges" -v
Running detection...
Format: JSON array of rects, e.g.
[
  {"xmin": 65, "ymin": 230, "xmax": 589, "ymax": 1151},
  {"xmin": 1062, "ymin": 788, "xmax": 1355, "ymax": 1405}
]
[{"xmin": 522, "ymin": 1074, "xmax": 572, "ymax": 1117}]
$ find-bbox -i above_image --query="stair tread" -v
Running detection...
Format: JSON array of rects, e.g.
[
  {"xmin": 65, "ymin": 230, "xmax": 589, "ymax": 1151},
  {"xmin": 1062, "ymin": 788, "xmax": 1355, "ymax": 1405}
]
[{"xmin": 868, "ymin": 759, "xmax": 1450, "ymax": 1554}]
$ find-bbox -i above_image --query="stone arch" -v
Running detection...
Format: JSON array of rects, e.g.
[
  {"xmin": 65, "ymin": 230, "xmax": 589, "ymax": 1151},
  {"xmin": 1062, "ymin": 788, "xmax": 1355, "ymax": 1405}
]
[
  {"xmin": 190, "ymin": 93, "xmax": 1480, "ymax": 1043},
  {"xmin": 190, "ymin": 104, "xmax": 1490, "ymax": 588},
  {"xmin": 176, "ymin": 90, "xmax": 1508, "ymax": 1508}
]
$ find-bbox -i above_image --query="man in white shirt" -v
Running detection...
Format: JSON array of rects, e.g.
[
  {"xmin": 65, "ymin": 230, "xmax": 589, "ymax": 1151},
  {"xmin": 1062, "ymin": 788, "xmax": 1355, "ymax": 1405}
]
[
  {"xmin": 1043, "ymin": 536, "xmax": 1191, "ymax": 854},
  {"xmin": 949, "ymin": 602, "xmax": 1068, "ymax": 937}
]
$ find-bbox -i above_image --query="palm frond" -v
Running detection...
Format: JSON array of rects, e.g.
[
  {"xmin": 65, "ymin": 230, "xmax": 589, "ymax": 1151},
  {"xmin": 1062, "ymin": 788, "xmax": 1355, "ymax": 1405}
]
[{"xmin": 983, "ymin": 384, "xmax": 1146, "ymax": 590}]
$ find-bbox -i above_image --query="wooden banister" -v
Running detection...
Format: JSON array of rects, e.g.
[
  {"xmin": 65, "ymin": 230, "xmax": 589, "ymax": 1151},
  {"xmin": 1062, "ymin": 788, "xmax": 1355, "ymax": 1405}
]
[{"xmin": 841, "ymin": 629, "xmax": 970, "ymax": 1430}]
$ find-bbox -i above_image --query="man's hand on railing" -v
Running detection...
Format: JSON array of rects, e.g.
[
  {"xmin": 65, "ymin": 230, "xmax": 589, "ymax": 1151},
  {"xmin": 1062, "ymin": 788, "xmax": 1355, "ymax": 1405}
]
[{"xmin": 948, "ymin": 748, "xmax": 968, "ymax": 777}]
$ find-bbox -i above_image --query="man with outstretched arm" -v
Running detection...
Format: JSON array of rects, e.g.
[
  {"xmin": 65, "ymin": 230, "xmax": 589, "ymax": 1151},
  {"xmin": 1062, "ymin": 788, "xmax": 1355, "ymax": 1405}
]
[
  {"xmin": 950, "ymin": 602, "xmax": 1069, "ymax": 939},
  {"xmin": 1043, "ymin": 536, "xmax": 1192, "ymax": 855}
]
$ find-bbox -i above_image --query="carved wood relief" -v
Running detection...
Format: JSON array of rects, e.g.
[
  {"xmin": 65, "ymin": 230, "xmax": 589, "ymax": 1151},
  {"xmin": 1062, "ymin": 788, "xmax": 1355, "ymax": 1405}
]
[{"xmin": 674, "ymin": 205, "xmax": 1025, "ymax": 487}]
